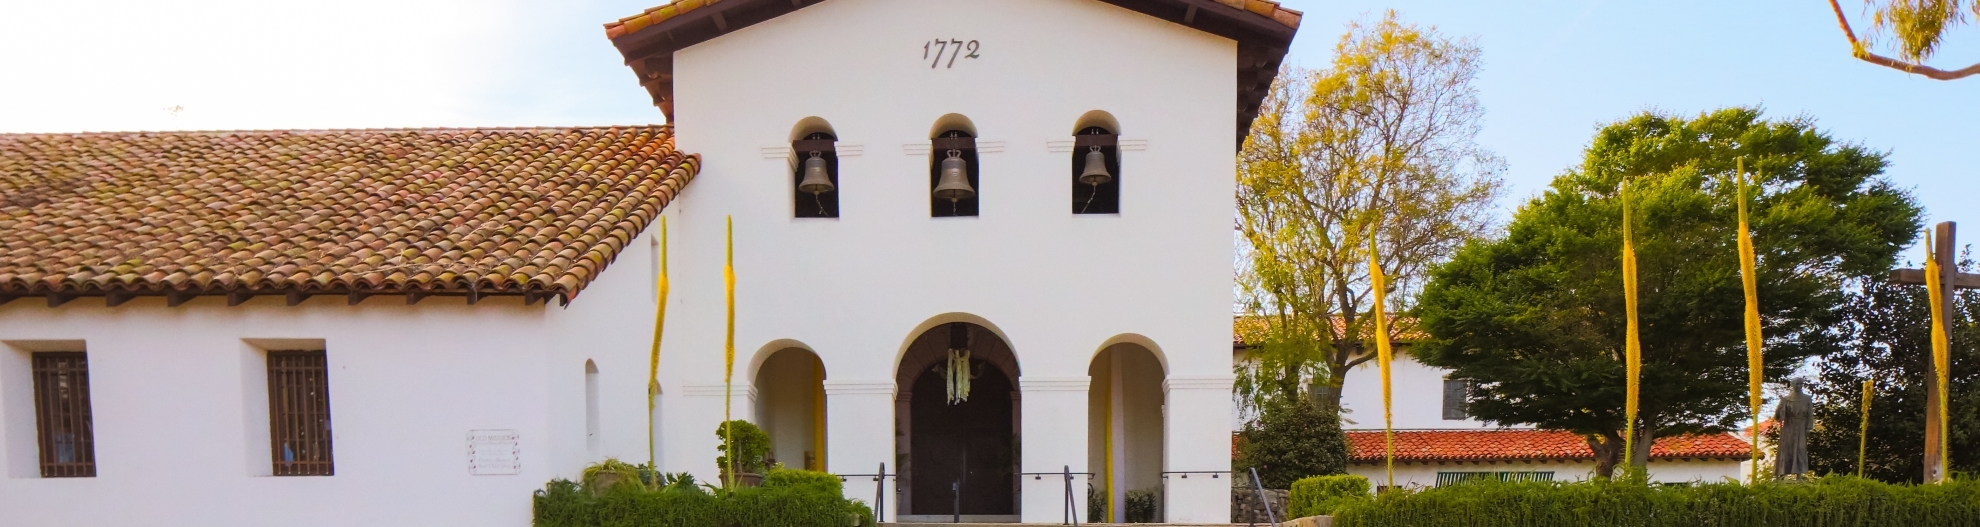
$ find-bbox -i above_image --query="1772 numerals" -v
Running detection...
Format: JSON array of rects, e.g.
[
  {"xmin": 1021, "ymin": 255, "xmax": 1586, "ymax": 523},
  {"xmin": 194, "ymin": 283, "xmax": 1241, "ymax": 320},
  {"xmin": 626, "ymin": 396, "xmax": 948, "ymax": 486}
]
[{"xmin": 922, "ymin": 39, "xmax": 980, "ymax": 69}]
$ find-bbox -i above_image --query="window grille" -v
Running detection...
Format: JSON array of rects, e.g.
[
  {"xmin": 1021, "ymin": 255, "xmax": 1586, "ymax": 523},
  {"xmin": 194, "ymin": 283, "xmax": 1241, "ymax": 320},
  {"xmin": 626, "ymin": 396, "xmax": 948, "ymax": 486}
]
[
  {"xmin": 31, "ymin": 352, "xmax": 96, "ymax": 477},
  {"xmin": 268, "ymin": 350, "xmax": 334, "ymax": 476},
  {"xmin": 1434, "ymin": 471, "xmax": 1553, "ymax": 487},
  {"xmin": 1442, "ymin": 378, "xmax": 1471, "ymax": 420}
]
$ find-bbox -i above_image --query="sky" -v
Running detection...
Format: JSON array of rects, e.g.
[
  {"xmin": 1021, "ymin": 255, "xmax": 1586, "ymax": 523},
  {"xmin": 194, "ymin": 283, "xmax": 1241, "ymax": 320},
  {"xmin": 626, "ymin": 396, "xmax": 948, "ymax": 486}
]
[{"xmin": 2, "ymin": 0, "xmax": 1975, "ymax": 255}]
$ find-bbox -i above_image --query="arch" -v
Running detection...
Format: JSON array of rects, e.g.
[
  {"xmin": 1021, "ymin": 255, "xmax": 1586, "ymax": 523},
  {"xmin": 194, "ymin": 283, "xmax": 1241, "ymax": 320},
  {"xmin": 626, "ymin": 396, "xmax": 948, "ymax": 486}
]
[
  {"xmin": 927, "ymin": 113, "xmax": 978, "ymax": 139},
  {"xmin": 1089, "ymin": 333, "xmax": 1169, "ymax": 374},
  {"xmin": 746, "ymin": 339, "xmax": 825, "ymax": 383},
  {"xmin": 1071, "ymin": 110, "xmax": 1122, "ymax": 136},
  {"xmin": 752, "ymin": 346, "xmax": 828, "ymax": 471},
  {"xmin": 892, "ymin": 313, "xmax": 1017, "ymax": 375},
  {"xmin": 789, "ymin": 116, "xmax": 837, "ymax": 142},
  {"xmin": 1088, "ymin": 342, "xmax": 1166, "ymax": 522},
  {"xmin": 894, "ymin": 317, "xmax": 1021, "ymax": 520}
]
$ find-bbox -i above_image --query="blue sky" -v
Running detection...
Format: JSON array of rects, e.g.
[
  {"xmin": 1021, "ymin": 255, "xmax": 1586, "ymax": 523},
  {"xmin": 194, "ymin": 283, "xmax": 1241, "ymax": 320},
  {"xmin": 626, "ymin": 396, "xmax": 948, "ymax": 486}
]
[{"xmin": 2, "ymin": 0, "xmax": 1974, "ymax": 254}]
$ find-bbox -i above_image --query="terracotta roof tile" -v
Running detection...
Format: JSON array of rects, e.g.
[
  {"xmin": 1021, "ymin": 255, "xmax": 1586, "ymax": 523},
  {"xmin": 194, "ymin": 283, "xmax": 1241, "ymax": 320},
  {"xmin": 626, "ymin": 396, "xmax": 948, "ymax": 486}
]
[
  {"xmin": 1341, "ymin": 430, "xmax": 1751, "ymax": 463},
  {"xmin": 604, "ymin": 0, "xmax": 1302, "ymax": 34},
  {"xmin": 0, "ymin": 126, "xmax": 697, "ymax": 305}
]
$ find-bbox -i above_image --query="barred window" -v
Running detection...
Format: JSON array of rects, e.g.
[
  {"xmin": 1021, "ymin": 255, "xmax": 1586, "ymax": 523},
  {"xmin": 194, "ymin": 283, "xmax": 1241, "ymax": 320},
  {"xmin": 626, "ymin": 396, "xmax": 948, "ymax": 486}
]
[
  {"xmin": 31, "ymin": 352, "xmax": 96, "ymax": 477},
  {"xmin": 1442, "ymin": 378, "xmax": 1472, "ymax": 420},
  {"xmin": 268, "ymin": 350, "xmax": 334, "ymax": 476}
]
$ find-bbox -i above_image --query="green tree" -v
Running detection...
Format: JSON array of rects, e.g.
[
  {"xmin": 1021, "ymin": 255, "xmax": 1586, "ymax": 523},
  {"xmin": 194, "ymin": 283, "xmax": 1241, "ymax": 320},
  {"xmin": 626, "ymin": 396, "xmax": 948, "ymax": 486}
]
[
  {"xmin": 1236, "ymin": 11, "xmax": 1503, "ymax": 417},
  {"xmin": 1826, "ymin": 0, "xmax": 1980, "ymax": 80},
  {"xmin": 1235, "ymin": 394, "xmax": 1350, "ymax": 489},
  {"xmin": 1414, "ymin": 108, "xmax": 1921, "ymax": 477},
  {"xmin": 1808, "ymin": 266, "xmax": 1980, "ymax": 482}
]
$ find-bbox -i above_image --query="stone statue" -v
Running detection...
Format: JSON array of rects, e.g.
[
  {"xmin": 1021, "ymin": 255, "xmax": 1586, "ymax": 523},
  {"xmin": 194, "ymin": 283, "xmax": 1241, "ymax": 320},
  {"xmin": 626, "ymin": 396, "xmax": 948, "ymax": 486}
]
[{"xmin": 1773, "ymin": 379, "xmax": 1813, "ymax": 479}]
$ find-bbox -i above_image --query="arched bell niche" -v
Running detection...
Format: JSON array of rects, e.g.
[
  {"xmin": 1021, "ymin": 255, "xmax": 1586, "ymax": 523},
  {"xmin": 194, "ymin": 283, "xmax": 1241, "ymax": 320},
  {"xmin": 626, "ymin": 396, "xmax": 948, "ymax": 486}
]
[
  {"xmin": 789, "ymin": 117, "xmax": 840, "ymax": 218},
  {"xmin": 928, "ymin": 113, "xmax": 981, "ymax": 218},
  {"xmin": 1070, "ymin": 110, "xmax": 1121, "ymax": 214},
  {"xmin": 894, "ymin": 319, "xmax": 1019, "ymax": 521}
]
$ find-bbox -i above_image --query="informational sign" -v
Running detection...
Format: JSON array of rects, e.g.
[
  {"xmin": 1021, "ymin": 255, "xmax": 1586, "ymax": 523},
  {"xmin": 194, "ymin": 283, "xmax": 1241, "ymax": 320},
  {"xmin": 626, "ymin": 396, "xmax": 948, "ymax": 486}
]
[{"xmin": 467, "ymin": 429, "xmax": 520, "ymax": 476}]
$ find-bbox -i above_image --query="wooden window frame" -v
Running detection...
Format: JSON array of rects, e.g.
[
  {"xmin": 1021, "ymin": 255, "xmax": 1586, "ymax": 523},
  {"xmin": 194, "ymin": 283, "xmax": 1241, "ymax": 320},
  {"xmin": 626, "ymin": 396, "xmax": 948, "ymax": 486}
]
[
  {"xmin": 31, "ymin": 351, "xmax": 96, "ymax": 478},
  {"xmin": 268, "ymin": 350, "xmax": 334, "ymax": 476},
  {"xmin": 1441, "ymin": 378, "xmax": 1471, "ymax": 420}
]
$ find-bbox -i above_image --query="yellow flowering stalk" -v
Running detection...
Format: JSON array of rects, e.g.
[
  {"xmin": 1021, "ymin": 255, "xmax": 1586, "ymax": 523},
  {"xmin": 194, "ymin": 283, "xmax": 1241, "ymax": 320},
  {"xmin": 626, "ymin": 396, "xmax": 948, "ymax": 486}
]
[
  {"xmin": 1369, "ymin": 232, "xmax": 1397, "ymax": 489},
  {"xmin": 723, "ymin": 216, "xmax": 737, "ymax": 487},
  {"xmin": 1858, "ymin": 379, "xmax": 1873, "ymax": 478},
  {"xmin": 1621, "ymin": 179, "xmax": 1643, "ymax": 471},
  {"xmin": 1735, "ymin": 159, "xmax": 1765, "ymax": 484},
  {"xmin": 648, "ymin": 216, "xmax": 670, "ymax": 467},
  {"xmin": 1923, "ymin": 229, "xmax": 1951, "ymax": 483}
]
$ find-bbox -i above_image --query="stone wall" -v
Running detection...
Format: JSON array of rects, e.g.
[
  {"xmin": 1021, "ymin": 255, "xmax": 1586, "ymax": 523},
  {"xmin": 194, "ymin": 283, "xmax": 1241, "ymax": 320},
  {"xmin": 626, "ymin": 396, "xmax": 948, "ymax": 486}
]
[{"xmin": 1230, "ymin": 487, "xmax": 1290, "ymax": 523}]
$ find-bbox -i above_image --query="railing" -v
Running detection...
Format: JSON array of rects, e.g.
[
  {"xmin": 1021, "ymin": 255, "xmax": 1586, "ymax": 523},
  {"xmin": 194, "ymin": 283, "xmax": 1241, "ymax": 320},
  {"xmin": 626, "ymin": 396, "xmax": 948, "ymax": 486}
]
[{"xmin": 832, "ymin": 463, "xmax": 897, "ymax": 523}]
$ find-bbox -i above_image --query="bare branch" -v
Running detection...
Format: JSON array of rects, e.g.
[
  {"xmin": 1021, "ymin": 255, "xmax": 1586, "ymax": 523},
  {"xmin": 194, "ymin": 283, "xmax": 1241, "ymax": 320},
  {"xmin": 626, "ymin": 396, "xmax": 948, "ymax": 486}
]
[{"xmin": 1829, "ymin": 0, "xmax": 1980, "ymax": 80}]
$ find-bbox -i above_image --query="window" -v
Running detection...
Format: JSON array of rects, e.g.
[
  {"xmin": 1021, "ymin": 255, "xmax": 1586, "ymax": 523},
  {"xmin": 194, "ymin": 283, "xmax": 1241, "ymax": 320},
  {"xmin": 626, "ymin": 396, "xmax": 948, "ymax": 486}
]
[
  {"xmin": 1435, "ymin": 471, "xmax": 1553, "ymax": 487},
  {"xmin": 31, "ymin": 352, "xmax": 95, "ymax": 477},
  {"xmin": 268, "ymin": 350, "xmax": 333, "ymax": 476},
  {"xmin": 585, "ymin": 360, "xmax": 600, "ymax": 452},
  {"xmin": 1442, "ymin": 378, "xmax": 1471, "ymax": 420},
  {"xmin": 1071, "ymin": 126, "xmax": 1119, "ymax": 214},
  {"xmin": 792, "ymin": 132, "xmax": 840, "ymax": 218},
  {"xmin": 930, "ymin": 129, "xmax": 980, "ymax": 217}
]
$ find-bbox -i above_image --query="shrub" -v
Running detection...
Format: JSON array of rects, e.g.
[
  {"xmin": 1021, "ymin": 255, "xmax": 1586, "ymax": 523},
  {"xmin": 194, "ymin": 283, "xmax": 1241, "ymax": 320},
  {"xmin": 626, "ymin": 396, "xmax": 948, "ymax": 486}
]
[
  {"xmin": 1289, "ymin": 474, "xmax": 1371, "ymax": 517},
  {"xmin": 533, "ymin": 468, "xmax": 875, "ymax": 527},
  {"xmin": 1125, "ymin": 488, "xmax": 1158, "ymax": 523},
  {"xmin": 1235, "ymin": 395, "xmax": 1349, "ymax": 489},
  {"xmin": 715, "ymin": 420, "xmax": 771, "ymax": 475},
  {"xmin": 1331, "ymin": 475, "xmax": 1980, "ymax": 527}
]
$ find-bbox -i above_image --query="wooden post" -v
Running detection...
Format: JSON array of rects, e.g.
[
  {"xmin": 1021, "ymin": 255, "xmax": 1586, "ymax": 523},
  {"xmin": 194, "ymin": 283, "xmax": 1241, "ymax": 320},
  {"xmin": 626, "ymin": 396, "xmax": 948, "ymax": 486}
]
[{"xmin": 1888, "ymin": 221, "xmax": 1978, "ymax": 482}]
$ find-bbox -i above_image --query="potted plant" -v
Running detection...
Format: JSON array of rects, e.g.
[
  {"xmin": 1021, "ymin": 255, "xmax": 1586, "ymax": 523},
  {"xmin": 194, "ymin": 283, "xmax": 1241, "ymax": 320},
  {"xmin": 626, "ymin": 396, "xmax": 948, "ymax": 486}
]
[
  {"xmin": 580, "ymin": 458, "xmax": 642, "ymax": 495},
  {"xmin": 715, "ymin": 419, "xmax": 771, "ymax": 487}
]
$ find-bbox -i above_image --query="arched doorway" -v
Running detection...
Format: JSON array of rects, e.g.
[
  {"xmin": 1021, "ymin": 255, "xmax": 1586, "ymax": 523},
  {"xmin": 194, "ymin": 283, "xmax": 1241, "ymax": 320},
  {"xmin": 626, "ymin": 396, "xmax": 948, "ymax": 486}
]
[
  {"xmin": 896, "ymin": 322, "xmax": 1020, "ymax": 521},
  {"xmin": 754, "ymin": 348, "xmax": 826, "ymax": 471},
  {"xmin": 1089, "ymin": 342, "xmax": 1165, "ymax": 523}
]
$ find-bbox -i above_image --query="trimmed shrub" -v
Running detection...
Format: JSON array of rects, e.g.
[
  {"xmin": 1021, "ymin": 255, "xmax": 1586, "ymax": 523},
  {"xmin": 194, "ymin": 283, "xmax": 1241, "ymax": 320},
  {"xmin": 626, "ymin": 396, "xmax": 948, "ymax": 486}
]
[
  {"xmin": 1332, "ymin": 476, "xmax": 1980, "ymax": 527},
  {"xmin": 1235, "ymin": 395, "xmax": 1350, "ymax": 489},
  {"xmin": 533, "ymin": 468, "xmax": 875, "ymax": 527},
  {"xmin": 1289, "ymin": 474, "xmax": 1371, "ymax": 517},
  {"xmin": 1125, "ymin": 488, "xmax": 1158, "ymax": 523},
  {"xmin": 715, "ymin": 420, "xmax": 772, "ymax": 475}
]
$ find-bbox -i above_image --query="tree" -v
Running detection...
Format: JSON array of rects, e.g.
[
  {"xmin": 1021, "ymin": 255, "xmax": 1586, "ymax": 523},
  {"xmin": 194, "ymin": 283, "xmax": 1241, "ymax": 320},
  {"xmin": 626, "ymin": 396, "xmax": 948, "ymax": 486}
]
[
  {"xmin": 1414, "ymin": 108, "xmax": 1922, "ymax": 477},
  {"xmin": 1234, "ymin": 394, "xmax": 1350, "ymax": 489},
  {"xmin": 1807, "ymin": 265, "xmax": 1979, "ymax": 483},
  {"xmin": 1826, "ymin": 0, "xmax": 1980, "ymax": 80},
  {"xmin": 1235, "ymin": 11, "xmax": 1503, "ymax": 417}
]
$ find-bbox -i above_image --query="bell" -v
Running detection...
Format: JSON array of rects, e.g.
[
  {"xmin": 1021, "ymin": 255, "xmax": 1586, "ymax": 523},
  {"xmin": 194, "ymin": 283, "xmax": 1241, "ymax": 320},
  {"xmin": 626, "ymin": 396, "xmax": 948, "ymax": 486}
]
[
  {"xmin": 798, "ymin": 152, "xmax": 834, "ymax": 194},
  {"xmin": 932, "ymin": 150, "xmax": 974, "ymax": 202},
  {"xmin": 1078, "ymin": 147, "xmax": 1112, "ymax": 186}
]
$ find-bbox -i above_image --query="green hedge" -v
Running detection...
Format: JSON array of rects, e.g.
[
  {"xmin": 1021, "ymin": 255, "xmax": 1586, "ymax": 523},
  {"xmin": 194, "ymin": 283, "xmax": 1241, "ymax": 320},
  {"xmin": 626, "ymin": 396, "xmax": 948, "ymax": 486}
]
[
  {"xmin": 1333, "ymin": 476, "xmax": 1980, "ymax": 527},
  {"xmin": 534, "ymin": 468, "xmax": 875, "ymax": 527},
  {"xmin": 1289, "ymin": 474, "xmax": 1372, "ymax": 517}
]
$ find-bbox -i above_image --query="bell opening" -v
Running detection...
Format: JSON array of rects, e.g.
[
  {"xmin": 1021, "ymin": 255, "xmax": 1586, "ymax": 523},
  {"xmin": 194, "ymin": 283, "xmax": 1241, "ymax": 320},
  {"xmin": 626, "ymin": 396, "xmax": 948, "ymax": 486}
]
[
  {"xmin": 1071, "ymin": 127, "xmax": 1119, "ymax": 214},
  {"xmin": 793, "ymin": 134, "xmax": 839, "ymax": 218},
  {"xmin": 929, "ymin": 131, "xmax": 980, "ymax": 217}
]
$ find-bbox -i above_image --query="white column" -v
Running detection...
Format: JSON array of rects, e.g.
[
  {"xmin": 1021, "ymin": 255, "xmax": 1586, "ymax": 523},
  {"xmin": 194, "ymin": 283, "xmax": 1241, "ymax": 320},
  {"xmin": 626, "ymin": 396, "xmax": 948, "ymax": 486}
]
[
  {"xmin": 1018, "ymin": 377, "xmax": 1090, "ymax": 523},
  {"xmin": 676, "ymin": 383, "xmax": 753, "ymax": 483},
  {"xmin": 1108, "ymin": 353, "xmax": 1127, "ymax": 522},
  {"xmin": 823, "ymin": 380, "xmax": 895, "ymax": 516},
  {"xmin": 1163, "ymin": 375, "xmax": 1234, "ymax": 523}
]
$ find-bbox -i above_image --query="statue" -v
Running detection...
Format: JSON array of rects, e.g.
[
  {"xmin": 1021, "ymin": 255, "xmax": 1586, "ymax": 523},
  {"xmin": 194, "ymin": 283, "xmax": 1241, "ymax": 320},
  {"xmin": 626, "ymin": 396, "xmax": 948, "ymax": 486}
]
[{"xmin": 1773, "ymin": 379, "xmax": 1813, "ymax": 479}]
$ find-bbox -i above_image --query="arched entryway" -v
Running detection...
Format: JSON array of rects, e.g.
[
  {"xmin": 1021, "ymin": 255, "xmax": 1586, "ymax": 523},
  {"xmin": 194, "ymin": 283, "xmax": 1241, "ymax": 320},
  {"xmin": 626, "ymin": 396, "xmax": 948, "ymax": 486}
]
[
  {"xmin": 896, "ymin": 321, "xmax": 1020, "ymax": 521},
  {"xmin": 1088, "ymin": 341, "xmax": 1166, "ymax": 523},
  {"xmin": 754, "ymin": 347, "xmax": 826, "ymax": 471}
]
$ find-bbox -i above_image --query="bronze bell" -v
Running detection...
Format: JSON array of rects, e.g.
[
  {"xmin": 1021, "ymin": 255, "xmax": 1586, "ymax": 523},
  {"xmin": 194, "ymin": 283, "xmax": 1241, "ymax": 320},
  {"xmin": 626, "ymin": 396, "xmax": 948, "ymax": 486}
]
[
  {"xmin": 932, "ymin": 150, "xmax": 974, "ymax": 201},
  {"xmin": 798, "ymin": 151, "xmax": 834, "ymax": 194},
  {"xmin": 1078, "ymin": 146, "xmax": 1112, "ymax": 186}
]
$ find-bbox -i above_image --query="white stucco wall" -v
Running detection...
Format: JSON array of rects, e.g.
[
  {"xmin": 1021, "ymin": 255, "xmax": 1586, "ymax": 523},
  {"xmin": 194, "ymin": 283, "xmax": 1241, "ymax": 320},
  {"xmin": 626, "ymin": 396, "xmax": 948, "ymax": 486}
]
[
  {"xmin": 1338, "ymin": 348, "xmax": 1530, "ymax": 431},
  {"xmin": 664, "ymin": 0, "xmax": 1238, "ymax": 521}
]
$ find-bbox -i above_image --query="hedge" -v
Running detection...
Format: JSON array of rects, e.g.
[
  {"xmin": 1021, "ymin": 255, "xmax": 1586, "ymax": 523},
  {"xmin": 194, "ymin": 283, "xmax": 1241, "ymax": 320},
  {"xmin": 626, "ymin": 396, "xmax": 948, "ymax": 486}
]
[
  {"xmin": 1288, "ymin": 474, "xmax": 1372, "ymax": 518},
  {"xmin": 533, "ymin": 468, "xmax": 875, "ymax": 527},
  {"xmin": 1332, "ymin": 476, "xmax": 1980, "ymax": 527}
]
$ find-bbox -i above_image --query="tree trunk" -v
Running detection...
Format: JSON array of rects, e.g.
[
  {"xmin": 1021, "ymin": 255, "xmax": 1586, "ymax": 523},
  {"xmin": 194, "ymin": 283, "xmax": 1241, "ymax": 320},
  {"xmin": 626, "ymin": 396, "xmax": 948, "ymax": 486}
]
[
  {"xmin": 1630, "ymin": 428, "xmax": 1654, "ymax": 471},
  {"xmin": 1586, "ymin": 432, "xmax": 1625, "ymax": 478}
]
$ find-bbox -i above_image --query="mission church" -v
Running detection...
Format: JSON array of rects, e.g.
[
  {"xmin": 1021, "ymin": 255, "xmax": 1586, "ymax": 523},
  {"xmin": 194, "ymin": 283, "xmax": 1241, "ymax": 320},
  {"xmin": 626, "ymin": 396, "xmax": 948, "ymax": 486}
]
[{"xmin": 0, "ymin": 0, "xmax": 1304, "ymax": 524}]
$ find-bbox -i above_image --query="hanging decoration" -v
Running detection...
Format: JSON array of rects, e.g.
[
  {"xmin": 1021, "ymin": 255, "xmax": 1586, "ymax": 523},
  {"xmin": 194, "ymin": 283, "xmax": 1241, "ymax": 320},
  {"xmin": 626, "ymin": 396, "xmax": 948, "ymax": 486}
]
[
  {"xmin": 1621, "ymin": 178, "xmax": 1643, "ymax": 471},
  {"xmin": 647, "ymin": 216, "xmax": 670, "ymax": 467},
  {"xmin": 1734, "ymin": 159, "xmax": 1765, "ymax": 484},
  {"xmin": 1368, "ymin": 229, "xmax": 1397, "ymax": 490},
  {"xmin": 939, "ymin": 323, "xmax": 975, "ymax": 405},
  {"xmin": 1923, "ymin": 228, "xmax": 1952, "ymax": 483}
]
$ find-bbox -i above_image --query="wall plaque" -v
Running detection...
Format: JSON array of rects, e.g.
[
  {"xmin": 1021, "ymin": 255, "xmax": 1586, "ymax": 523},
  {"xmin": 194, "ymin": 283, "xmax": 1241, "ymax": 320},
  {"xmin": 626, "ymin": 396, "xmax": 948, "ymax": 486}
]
[{"xmin": 467, "ymin": 429, "xmax": 521, "ymax": 475}]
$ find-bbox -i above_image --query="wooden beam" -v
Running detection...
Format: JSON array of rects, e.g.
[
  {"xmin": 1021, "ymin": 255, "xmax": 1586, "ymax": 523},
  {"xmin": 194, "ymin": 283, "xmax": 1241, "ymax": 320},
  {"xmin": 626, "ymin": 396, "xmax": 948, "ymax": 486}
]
[
  {"xmin": 347, "ymin": 292, "xmax": 371, "ymax": 306},
  {"xmin": 0, "ymin": 295, "xmax": 18, "ymax": 306},
  {"xmin": 47, "ymin": 293, "xmax": 75, "ymax": 308},
  {"xmin": 286, "ymin": 290, "xmax": 310, "ymax": 306},
  {"xmin": 406, "ymin": 291, "xmax": 428, "ymax": 305},
  {"xmin": 1889, "ymin": 268, "xmax": 1980, "ymax": 289},
  {"xmin": 1182, "ymin": 4, "xmax": 1197, "ymax": 24},
  {"xmin": 523, "ymin": 292, "xmax": 541, "ymax": 306},
  {"xmin": 165, "ymin": 290, "xmax": 194, "ymax": 307},
  {"xmin": 712, "ymin": 12, "xmax": 729, "ymax": 32},
  {"xmin": 227, "ymin": 290, "xmax": 254, "ymax": 306},
  {"xmin": 465, "ymin": 288, "xmax": 481, "ymax": 305},
  {"xmin": 105, "ymin": 291, "xmax": 135, "ymax": 307}
]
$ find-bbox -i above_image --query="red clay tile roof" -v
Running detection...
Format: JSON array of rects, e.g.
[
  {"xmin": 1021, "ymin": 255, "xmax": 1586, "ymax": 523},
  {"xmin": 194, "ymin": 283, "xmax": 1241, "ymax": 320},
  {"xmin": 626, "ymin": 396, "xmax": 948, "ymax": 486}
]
[
  {"xmin": 0, "ymin": 126, "xmax": 696, "ymax": 306},
  {"xmin": 1233, "ymin": 315, "xmax": 1427, "ymax": 348},
  {"xmin": 1342, "ymin": 430, "xmax": 1751, "ymax": 463},
  {"xmin": 603, "ymin": 0, "xmax": 1302, "ymax": 36}
]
